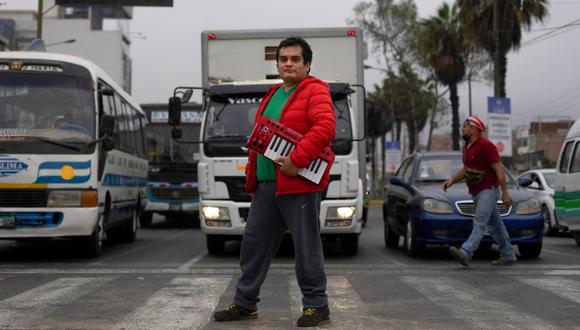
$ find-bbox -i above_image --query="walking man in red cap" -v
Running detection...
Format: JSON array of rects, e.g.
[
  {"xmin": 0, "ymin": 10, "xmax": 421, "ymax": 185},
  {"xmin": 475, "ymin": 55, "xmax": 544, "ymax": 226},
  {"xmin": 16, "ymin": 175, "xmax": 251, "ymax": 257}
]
[{"xmin": 442, "ymin": 115, "xmax": 517, "ymax": 267}]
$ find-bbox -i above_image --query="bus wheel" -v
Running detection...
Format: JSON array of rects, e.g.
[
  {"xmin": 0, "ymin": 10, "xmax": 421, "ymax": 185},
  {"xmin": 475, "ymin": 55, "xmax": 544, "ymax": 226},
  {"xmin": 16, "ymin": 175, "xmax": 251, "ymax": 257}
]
[
  {"xmin": 207, "ymin": 235, "xmax": 225, "ymax": 255},
  {"xmin": 84, "ymin": 216, "xmax": 105, "ymax": 258},
  {"xmin": 120, "ymin": 207, "xmax": 138, "ymax": 243},
  {"xmin": 140, "ymin": 212, "xmax": 153, "ymax": 228}
]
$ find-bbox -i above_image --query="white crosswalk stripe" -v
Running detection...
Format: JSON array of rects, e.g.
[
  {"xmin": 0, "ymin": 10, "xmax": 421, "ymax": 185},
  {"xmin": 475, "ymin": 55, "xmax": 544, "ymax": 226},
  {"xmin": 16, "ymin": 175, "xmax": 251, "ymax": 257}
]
[
  {"xmin": 113, "ymin": 277, "xmax": 231, "ymax": 330},
  {"xmin": 401, "ymin": 276, "xmax": 558, "ymax": 330},
  {"xmin": 289, "ymin": 275, "xmax": 378, "ymax": 328},
  {"xmin": 520, "ymin": 277, "xmax": 580, "ymax": 304},
  {"xmin": 0, "ymin": 277, "xmax": 114, "ymax": 329}
]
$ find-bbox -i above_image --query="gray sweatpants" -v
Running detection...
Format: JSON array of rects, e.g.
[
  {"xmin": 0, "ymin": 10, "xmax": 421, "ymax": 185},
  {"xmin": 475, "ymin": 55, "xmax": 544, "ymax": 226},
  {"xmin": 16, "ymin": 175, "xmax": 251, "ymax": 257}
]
[{"xmin": 233, "ymin": 181, "xmax": 328, "ymax": 310}]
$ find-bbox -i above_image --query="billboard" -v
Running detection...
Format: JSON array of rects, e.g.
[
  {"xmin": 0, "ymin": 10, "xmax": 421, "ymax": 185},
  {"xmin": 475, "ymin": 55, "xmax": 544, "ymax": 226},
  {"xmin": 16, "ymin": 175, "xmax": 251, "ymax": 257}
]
[
  {"xmin": 56, "ymin": 0, "xmax": 173, "ymax": 6},
  {"xmin": 487, "ymin": 97, "xmax": 512, "ymax": 157}
]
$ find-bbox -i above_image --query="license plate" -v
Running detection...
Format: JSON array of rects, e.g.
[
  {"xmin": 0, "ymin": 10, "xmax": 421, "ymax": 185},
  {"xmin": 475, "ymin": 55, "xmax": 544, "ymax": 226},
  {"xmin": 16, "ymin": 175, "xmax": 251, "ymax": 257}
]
[
  {"xmin": 169, "ymin": 204, "xmax": 182, "ymax": 211},
  {"xmin": 0, "ymin": 215, "xmax": 16, "ymax": 229}
]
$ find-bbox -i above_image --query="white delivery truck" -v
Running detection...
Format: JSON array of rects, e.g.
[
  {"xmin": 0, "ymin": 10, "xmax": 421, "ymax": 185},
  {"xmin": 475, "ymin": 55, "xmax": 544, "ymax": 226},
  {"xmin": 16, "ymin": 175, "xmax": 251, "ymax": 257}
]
[{"xmin": 169, "ymin": 28, "xmax": 369, "ymax": 255}]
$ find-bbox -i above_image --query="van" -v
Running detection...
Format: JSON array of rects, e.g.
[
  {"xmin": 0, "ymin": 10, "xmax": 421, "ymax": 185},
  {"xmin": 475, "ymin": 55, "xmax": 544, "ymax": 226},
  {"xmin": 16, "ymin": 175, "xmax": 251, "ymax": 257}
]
[{"xmin": 554, "ymin": 119, "xmax": 580, "ymax": 246}]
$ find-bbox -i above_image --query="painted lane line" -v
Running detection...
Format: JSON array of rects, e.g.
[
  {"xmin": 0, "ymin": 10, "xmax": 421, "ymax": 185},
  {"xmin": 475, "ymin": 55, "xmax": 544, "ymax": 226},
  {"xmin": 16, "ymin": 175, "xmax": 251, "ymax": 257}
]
[
  {"xmin": 520, "ymin": 277, "xmax": 580, "ymax": 304},
  {"xmin": 0, "ymin": 277, "xmax": 114, "ymax": 329},
  {"xmin": 177, "ymin": 251, "xmax": 208, "ymax": 271},
  {"xmin": 114, "ymin": 277, "xmax": 231, "ymax": 330},
  {"xmin": 402, "ymin": 276, "xmax": 557, "ymax": 330}
]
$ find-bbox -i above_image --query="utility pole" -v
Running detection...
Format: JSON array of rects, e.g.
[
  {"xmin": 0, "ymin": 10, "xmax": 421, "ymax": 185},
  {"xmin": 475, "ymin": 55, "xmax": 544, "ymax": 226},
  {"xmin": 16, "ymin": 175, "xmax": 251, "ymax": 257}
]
[
  {"xmin": 493, "ymin": 0, "xmax": 501, "ymax": 97},
  {"xmin": 36, "ymin": 0, "xmax": 43, "ymax": 39}
]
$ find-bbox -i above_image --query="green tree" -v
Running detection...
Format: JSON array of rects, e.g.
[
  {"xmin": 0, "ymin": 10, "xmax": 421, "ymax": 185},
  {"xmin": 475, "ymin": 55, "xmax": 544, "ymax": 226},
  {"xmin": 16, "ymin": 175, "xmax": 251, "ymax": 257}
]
[
  {"xmin": 418, "ymin": 2, "xmax": 466, "ymax": 150},
  {"xmin": 458, "ymin": 0, "xmax": 549, "ymax": 97}
]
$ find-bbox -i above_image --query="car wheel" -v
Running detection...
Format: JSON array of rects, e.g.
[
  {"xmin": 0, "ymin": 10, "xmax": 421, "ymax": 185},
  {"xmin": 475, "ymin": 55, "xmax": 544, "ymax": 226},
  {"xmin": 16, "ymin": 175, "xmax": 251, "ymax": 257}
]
[
  {"xmin": 572, "ymin": 231, "xmax": 580, "ymax": 247},
  {"xmin": 542, "ymin": 206, "xmax": 553, "ymax": 236},
  {"xmin": 518, "ymin": 241, "xmax": 542, "ymax": 259},
  {"xmin": 384, "ymin": 220, "xmax": 399, "ymax": 249},
  {"xmin": 340, "ymin": 234, "xmax": 359, "ymax": 255},
  {"xmin": 404, "ymin": 219, "xmax": 421, "ymax": 258},
  {"xmin": 207, "ymin": 234, "xmax": 225, "ymax": 255},
  {"xmin": 139, "ymin": 212, "xmax": 153, "ymax": 228}
]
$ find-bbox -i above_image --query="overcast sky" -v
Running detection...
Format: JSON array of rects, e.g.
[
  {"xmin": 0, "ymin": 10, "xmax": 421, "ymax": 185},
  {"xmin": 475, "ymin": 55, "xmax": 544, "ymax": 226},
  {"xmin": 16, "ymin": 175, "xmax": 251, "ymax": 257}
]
[{"xmin": 3, "ymin": 0, "xmax": 580, "ymax": 128}]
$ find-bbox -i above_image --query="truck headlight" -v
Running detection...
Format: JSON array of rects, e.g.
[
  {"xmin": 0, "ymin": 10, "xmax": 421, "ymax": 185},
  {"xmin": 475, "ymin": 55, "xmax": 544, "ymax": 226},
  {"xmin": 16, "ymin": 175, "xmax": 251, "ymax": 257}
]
[
  {"xmin": 201, "ymin": 206, "xmax": 230, "ymax": 220},
  {"xmin": 422, "ymin": 198, "xmax": 453, "ymax": 214},
  {"xmin": 326, "ymin": 206, "xmax": 355, "ymax": 220},
  {"xmin": 516, "ymin": 198, "xmax": 541, "ymax": 215}
]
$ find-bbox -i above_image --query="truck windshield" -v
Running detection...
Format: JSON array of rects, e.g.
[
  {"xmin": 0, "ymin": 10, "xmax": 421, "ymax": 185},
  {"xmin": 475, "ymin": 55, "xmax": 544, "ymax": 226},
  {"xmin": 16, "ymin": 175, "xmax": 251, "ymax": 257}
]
[
  {"xmin": 0, "ymin": 73, "xmax": 95, "ymax": 154},
  {"xmin": 203, "ymin": 94, "xmax": 353, "ymax": 157}
]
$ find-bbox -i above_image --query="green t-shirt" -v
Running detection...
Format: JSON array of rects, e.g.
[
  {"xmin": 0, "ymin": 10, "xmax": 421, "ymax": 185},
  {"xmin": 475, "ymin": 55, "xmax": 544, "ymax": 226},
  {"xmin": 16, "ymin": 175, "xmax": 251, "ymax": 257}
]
[{"xmin": 256, "ymin": 85, "xmax": 296, "ymax": 181}]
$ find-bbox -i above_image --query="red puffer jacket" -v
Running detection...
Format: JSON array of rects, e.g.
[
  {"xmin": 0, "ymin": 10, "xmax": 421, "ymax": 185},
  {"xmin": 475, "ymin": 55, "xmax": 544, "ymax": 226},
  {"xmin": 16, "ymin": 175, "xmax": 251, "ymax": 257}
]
[{"xmin": 245, "ymin": 76, "xmax": 335, "ymax": 196}]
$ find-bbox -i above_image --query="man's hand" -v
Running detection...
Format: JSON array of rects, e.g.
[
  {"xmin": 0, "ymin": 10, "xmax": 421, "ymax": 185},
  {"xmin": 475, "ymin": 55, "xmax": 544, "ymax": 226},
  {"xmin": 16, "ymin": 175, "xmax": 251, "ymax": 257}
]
[
  {"xmin": 502, "ymin": 190, "xmax": 512, "ymax": 209},
  {"xmin": 276, "ymin": 156, "xmax": 300, "ymax": 177},
  {"xmin": 442, "ymin": 179, "xmax": 453, "ymax": 192}
]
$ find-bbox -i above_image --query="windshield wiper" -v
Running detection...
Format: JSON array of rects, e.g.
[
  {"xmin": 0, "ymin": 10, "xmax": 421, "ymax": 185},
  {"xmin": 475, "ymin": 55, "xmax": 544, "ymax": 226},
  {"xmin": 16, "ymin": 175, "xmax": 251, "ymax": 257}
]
[
  {"xmin": 24, "ymin": 137, "xmax": 83, "ymax": 151},
  {"xmin": 207, "ymin": 134, "xmax": 248, "ymax": 142}
]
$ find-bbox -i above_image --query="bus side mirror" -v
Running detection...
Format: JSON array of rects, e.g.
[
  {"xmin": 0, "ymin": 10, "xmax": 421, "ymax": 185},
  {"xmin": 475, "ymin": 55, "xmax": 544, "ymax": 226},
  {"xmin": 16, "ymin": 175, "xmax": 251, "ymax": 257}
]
[
  {"xmin": 172, "ymin": 128, "xmax": 182, "ymax": 140},
  {"xmin": 168, "ymin": 97, "xmax": 182, "ymax": 126},
  {"xmin": 100, "ymin": 114, "xmax": 115, "ymax": 137}
]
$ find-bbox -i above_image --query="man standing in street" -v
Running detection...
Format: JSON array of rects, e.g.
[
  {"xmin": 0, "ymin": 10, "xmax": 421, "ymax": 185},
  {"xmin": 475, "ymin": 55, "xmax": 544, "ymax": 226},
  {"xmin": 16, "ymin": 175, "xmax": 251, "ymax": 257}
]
[
  {"xmin": 442, "ymin": 115, "xmax": 517, "ymax": 267},
  {"xmin": 213, "ymin": 37, "xmax": 335, "ymax": 327}
]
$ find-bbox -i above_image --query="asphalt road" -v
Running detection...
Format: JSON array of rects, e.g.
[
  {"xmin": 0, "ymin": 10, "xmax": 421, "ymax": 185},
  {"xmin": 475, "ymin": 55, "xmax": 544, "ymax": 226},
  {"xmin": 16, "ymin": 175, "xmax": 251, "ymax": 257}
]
[{"xmin": 1, "ymin": 206, "xmax": 579, "ymax": 329}]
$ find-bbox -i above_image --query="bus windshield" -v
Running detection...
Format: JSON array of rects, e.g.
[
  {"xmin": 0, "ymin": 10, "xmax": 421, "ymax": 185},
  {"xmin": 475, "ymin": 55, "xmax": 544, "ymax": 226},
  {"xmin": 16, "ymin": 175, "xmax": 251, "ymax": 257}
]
[
  {"xmin": 0, "ymin": 73, "xmax": 95, "ymax": 154},
  {"xmin": 146, "ymin": 111, "xmax": 201, "ymax": 163}
]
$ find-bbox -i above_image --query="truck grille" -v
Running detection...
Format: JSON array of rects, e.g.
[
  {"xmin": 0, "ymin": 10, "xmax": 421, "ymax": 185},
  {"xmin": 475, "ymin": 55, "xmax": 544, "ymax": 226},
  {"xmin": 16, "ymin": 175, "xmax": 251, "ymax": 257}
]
[
  {"xmin": 0, "ymin": 189, "xmax": 48, "ymax": 207},
  {"xmin": 150, "ymin": 188, "xmax": 198, "ymax": 201},
  {"xmin": 455, "ymin": 201, "xmax": 511, "ymax": 217},
  {"xmin": 216, "ymin": 176, "xmax": 251, "ymax": 202}
]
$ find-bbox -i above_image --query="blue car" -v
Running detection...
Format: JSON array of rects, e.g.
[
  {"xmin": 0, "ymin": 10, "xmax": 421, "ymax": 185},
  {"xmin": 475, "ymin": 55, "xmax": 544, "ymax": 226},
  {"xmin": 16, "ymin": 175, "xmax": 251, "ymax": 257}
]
[{"xmin": 382, "ymin": 152, "xmax": 543, "ymax": 258}]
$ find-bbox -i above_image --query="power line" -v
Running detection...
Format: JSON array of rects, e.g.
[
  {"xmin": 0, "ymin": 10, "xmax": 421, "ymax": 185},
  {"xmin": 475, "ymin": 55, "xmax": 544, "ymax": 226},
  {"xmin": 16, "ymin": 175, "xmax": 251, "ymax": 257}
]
[{"xmin": 521, "ymin": 17, "xmax": 580, "ymax": 48}]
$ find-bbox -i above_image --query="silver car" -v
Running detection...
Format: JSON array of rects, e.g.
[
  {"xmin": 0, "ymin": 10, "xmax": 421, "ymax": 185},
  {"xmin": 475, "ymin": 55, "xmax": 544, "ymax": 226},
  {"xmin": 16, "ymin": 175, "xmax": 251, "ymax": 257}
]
[{"xmin": 518, "ymin": 169, "xmax": 567, "ymax": 235}]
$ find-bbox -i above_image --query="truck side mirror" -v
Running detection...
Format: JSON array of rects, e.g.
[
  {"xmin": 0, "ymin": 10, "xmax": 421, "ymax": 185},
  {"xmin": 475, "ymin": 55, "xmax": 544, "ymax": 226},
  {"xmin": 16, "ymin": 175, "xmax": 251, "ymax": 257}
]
[
  {"xmin": 168, "ymin": 96, "xmax": 182, "ymax": 126},
  {"xmin": 172, "ymin": 128, "xmax": 182, "ymax": 140}
]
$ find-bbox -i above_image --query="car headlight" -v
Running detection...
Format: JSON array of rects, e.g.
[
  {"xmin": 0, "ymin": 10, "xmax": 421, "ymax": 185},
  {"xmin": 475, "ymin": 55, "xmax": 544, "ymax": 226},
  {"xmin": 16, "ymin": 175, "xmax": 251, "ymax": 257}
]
[
  {"xmin": 422, "ymin": 198, "xmax": 453, "ymax": 214},
  {"xmin": 516, "ymin": 198, "xmax": 541, "ymax": 215},
  {"xmin": 201, "ymin": 206, "xmax": 230, "ymax": 220},
  {"xmin": 326, "ymin": 206, "xmax": 356, "ymax": 219}
]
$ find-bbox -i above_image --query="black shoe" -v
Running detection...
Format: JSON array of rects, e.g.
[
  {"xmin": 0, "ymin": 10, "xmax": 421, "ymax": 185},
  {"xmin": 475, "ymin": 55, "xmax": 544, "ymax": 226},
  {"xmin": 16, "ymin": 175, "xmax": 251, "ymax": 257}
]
[
  {"xmin": 449, "ymin": 246, "xmax": 471, "ymax": 267},
  {"xmin": 213, "ymin": 303, "xmax": 257, "ymax": 322},
  {"xmin": 297, "ymin": 305, "xmax": 330, "ymax": 327}
]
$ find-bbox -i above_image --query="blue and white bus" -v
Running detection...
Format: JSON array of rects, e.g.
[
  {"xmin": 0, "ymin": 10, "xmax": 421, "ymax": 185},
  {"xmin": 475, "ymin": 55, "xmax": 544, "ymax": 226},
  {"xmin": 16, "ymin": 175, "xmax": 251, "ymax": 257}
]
[{"xmin": 0, "ymin": 52, "xmax": 148, "ymax": 257}]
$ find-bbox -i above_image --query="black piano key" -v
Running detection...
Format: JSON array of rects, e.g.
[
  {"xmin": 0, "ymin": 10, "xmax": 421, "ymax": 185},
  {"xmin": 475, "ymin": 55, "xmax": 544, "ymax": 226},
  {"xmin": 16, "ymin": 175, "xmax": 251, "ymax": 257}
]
[
  {"xmin": 274, "ymin": 136, "xmax": 283, "ymax": 151},
  {"xmin": 314, "ymin": 159, "xmax": 323, "ymax": 173}
]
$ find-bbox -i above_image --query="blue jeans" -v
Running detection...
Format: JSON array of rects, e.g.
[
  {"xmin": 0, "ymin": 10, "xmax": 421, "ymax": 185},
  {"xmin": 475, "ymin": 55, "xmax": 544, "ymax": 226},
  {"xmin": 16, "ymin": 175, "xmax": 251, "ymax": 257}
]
[{"xmin": 460, "ymin": 187, "xmax": 516, "ymax": 260}]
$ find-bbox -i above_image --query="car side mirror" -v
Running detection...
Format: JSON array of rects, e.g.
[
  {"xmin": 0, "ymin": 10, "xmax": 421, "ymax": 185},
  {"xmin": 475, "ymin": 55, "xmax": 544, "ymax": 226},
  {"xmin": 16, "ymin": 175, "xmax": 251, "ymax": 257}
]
[
  {"xmin": 517, "ymin": 176, "xmax": 533, "ymax": 187},
  {"xmin": 100, "ymin": 114, "xmax": 115, "ymax": 137}
]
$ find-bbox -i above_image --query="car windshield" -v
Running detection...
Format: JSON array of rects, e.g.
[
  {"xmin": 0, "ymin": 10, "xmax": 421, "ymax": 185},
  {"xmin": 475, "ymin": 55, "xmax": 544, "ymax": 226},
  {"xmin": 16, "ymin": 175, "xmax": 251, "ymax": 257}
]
[
  {"xmin": 416, "ymin": 157, "xmax": 464, "ymax": 182},
  {"xmin": 0, "ymin": 73, "xmax": 95, "ymax": 153},
  {"xmin": 542, "ymin": 172, "xmax": 555, "ymax": 188},
  {"xmin": 416, "ymin": 156, "xmax": 516, "ymax": 185}
]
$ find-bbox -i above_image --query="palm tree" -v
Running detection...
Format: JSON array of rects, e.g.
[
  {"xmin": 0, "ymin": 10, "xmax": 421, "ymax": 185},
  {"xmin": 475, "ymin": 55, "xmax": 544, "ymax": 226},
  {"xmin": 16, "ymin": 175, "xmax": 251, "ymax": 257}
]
[
  {"xmin": 458, "ymin": 0, "xmax": 549, "ymax": 97},
  {"xmin": 419, "ymin": 2, "xmax": 466, "ymax": 150}
]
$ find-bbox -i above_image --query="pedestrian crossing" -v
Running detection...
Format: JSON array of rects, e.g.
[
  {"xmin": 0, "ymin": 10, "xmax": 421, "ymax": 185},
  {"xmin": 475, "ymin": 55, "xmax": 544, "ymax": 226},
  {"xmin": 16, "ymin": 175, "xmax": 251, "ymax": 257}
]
[{"xmin": 0, "ymin": 273, "xmax": 579, "ymax": 329}]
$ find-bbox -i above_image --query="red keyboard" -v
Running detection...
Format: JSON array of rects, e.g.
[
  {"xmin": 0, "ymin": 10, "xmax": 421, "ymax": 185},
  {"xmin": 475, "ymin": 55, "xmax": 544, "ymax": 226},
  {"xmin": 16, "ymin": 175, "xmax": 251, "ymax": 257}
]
[{"xmin": 246, "ymin": 117, "xmax": 334, "ymax": 184}]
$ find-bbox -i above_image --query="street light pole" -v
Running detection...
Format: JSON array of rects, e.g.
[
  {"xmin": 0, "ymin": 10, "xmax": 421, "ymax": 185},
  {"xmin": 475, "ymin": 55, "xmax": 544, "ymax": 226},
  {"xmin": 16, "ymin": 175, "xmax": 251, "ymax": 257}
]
[{"xmin": 36, "ymin": 0, "xmax": 43, "ymax": 40}]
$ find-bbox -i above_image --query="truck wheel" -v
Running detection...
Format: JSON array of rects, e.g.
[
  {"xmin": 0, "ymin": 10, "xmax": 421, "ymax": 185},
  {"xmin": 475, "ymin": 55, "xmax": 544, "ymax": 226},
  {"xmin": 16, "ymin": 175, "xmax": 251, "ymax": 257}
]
[
  {"xmin": 207, "ymin": 235, "xmax": 225, "ymax": 255},
  {"xmin": 140, "ymin": 212, "xmax": 153, "ymax": 228},
  {"xmin": 572, "ymin": 231, "xmax": 580, "ymax": 247},
  {"xmin": 120, "ymin": 207, "xmax": 138, "ymax": 243},
  {"xmin": 518, "ymin": 241, "xmax": 542, "ymax": 259},
  {"xmin": 340, "ymin": 234, "xmax": 359, "ymax": 255},
  {"xmin": 384, "ymin": 220, "xmax": 399, "ymax": 249}
]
